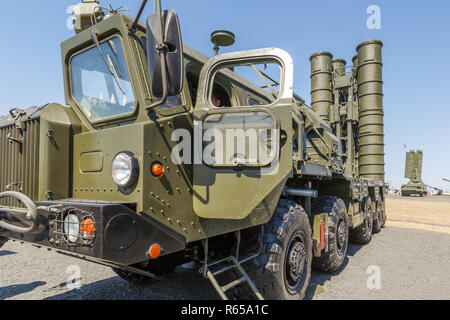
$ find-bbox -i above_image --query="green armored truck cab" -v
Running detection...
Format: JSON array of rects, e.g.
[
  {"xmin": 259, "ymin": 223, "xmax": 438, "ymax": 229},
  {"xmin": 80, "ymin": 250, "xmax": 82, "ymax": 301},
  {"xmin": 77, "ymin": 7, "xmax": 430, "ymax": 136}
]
[{"xmin": 0, "ymin": 0, "xmax": 386, "ymax": 300}]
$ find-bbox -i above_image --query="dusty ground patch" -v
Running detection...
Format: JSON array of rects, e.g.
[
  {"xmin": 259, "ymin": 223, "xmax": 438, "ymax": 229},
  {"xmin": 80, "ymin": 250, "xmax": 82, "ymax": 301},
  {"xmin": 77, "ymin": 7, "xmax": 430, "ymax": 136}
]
[{"xmin": 386, "ymin": 196, "xmax": 450, "ymax": 234}]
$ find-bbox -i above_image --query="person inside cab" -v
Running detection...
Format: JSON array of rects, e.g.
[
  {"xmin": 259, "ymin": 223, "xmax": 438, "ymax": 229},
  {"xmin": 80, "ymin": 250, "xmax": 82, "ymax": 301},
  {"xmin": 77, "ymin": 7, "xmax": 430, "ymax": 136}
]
[
  {"xmin": 211, "ymin": 84, "xmax": 231, "ymax": 107},
  {"xmin": 211, "ymin": 92, "xmax": 222, "ymax": 107}
]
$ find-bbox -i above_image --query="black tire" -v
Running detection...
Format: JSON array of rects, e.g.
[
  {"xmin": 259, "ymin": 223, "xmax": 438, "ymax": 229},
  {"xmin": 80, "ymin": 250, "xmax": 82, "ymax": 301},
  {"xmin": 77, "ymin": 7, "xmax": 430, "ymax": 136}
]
[
  {"xmin": 311, "ymin": 196, "xmax": 348, "ymax": 273},
  {"xmin": 349, "ymin": 197, "xmax": 373, "ymax": 245},
  {"xmin": 112, "ymin": 254, "xmax": 181, "ymax": 285},
  {"xmin": 372, "ymin": 200, "xmax": 383, "ymax": 234},
  {"xmin": 244, "ymin": 199, "xmax": 312, "ymax": 300}
]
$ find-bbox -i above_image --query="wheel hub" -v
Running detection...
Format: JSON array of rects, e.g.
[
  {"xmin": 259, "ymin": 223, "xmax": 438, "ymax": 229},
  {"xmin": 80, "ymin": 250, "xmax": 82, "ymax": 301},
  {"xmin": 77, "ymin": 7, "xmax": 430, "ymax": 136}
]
[
  {"xmin": 337, "ymin": 219, "xmax": 346, "ymax": 251},
  {"xmin": 286, "ymin": 237, "xmax": 307, "ymax": 288}
]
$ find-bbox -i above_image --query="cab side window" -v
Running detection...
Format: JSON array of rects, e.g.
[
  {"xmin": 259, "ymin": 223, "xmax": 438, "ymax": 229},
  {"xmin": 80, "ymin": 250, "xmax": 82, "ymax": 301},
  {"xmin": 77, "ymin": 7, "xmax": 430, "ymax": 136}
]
[
  {"xmin": 187, "ymin": 71, "xmax": 199, "ymax": 106},
  {"xmin": 249, "ymin": 98, "xmax": 261, "ymax": 106},
  {"xmin": 211, "ymin": 83, "xmax": 231, "ymax": 108},
  {"xmin": 187, "ymin": 68, "xmax": 232, "ymax": 108}
]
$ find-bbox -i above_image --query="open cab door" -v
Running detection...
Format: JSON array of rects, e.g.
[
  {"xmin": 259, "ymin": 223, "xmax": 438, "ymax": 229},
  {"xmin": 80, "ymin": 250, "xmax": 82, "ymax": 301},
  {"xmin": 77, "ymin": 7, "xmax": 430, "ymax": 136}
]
[{"xmin": 192, "ymin": 48, "xmax": 295, "ymax": 221}]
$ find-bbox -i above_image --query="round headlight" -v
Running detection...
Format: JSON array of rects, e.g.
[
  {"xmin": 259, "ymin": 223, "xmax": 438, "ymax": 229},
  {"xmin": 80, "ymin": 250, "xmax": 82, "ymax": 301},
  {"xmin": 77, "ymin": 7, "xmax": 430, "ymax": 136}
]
[
  {"xmin": 64, "ymin": 214, "xmax": 79, "ymax": 243},
  {"xmin": 112, "ymin": 152, "xmax": 139, "ymax": 188}
]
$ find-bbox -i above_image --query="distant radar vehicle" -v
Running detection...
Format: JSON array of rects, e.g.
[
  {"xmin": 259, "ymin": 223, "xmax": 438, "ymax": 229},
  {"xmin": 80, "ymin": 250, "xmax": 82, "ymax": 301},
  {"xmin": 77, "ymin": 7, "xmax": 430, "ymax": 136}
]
[{"xmin": 401, "ymin": 150, "xmax": 427, "ymax": 197}]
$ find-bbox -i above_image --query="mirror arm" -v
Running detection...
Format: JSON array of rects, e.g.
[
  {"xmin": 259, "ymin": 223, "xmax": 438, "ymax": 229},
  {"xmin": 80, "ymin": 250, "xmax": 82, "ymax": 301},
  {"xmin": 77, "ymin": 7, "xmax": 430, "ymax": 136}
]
[
  {"xmin": 130, "ymin": 0, "xmax": 149, "ymax": 31},
  {"xmin": 146, "ymin": 0, "xmax": 169, "ymax": 110},
  {"xmin": 155, "ymin": 0, "xmax": 165, "ymax": 45},
  {"xmin": 146, "ymin": 53, "xmax": 168, "ymax": 110}
]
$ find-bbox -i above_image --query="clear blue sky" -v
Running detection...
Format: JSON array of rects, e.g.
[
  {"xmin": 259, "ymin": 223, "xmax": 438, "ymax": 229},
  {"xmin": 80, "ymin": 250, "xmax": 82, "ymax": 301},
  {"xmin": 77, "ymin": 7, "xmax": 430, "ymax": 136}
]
[{"xmin": 0, "ymin": 0, "xmax": 449, "ymax": 191}]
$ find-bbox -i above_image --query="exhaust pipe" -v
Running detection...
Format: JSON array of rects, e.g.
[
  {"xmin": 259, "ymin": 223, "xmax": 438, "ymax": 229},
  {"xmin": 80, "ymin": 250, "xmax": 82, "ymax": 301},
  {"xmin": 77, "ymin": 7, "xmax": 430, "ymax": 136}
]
[{"xmin": 283, "ymin": 188, "xmax": 318, "ymax": 198}]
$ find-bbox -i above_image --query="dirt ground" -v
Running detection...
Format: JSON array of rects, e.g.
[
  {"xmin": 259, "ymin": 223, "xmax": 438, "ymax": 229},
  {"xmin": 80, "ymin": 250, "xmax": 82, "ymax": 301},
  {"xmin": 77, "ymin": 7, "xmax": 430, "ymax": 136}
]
[{"xmin": 385, "ymin": 195, "xmax": 450, "ymax": 234}]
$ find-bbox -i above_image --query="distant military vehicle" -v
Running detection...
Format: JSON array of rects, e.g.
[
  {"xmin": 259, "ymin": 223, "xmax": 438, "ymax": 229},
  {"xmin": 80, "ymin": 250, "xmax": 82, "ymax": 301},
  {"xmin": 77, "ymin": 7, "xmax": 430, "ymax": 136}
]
[
  {"xmin": 401, "ymin": 150, "xmax": 427, "ymax": 197},
  {"xmin": 0, "ymin": 0, "xmax": 386, "ymax": 300}
]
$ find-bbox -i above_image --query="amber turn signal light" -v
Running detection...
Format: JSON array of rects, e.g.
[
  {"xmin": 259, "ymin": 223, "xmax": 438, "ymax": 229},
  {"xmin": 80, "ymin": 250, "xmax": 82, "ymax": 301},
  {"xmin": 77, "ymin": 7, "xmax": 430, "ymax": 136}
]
[
  {"xmin": 80, "ymin": 218, "xmax": 95, "ymax": 234},
  {"xmin": 148, "ymin": 244, "xmax": 161, "ymax": 259},
  {"xmin": 151, "ymin": 162, "xmax": 164, "ymax": 177},
  {"xmin": 80, "ymin": 218, "xmax": 95, "ymax": 242}
]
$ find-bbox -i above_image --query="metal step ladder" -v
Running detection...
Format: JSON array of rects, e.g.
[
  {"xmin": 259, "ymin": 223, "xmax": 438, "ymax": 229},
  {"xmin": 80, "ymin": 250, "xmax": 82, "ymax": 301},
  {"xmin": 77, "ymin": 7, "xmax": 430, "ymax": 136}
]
[{"xmin": 205, "ymin": 255, "xmax": 264, "ymax": 300}]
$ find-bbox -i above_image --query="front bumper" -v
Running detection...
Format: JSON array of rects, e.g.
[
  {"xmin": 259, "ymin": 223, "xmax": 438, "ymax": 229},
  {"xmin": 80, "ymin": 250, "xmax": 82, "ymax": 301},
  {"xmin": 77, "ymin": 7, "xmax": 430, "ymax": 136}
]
[{"xmin": 0, "ymin": 200, "xmax": 185, "ymax": 266}]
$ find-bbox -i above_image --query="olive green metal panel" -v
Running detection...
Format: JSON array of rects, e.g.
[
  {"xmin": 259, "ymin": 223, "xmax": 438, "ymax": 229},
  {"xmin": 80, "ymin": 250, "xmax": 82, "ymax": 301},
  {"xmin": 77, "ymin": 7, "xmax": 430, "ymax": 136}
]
[
  {"xmin": 305, "ymin": 134, "xmax": 329, "ymax": 166},
  {"xmin": 39, "ymin": 104, "xmax": 81, "ymax": 201},
  {"xmin": 405, "ymin": 151, "xmax": 414, "ymax": 179},
  {"xmin": 310, "ymin": 51, "xmax": 333, "ymax": 124},
  {"xmin": 192, "ymin": 109, "xmax": 291, "ymax": 220},
  {"xmin": 141, "ymin": 114, "xmax": 195, "ymax": 239},
  {"xmin": 138, "ymin": 113, "xmax": 284, "ymax": 242},
  {"xmin": 356, "ymin": 40, "xmax": 385, "ymax": 182},
  {"xmin": 416, "ymin": 151, "xmax": 423, "ymax": 180},
  {"xmin": 0, "ymin": 108, "xmax": 41, "ymax": 207},
  {"xmin": 72, "ymin": 123, "xmax": 144, "ymax": 209},
  {"xmin": 80, "ymin": 152, "xmax": 104, "ymax": 172},
  {"xmin": 405, "ymin": 150, "xmax": 423, "ymax": 181}
]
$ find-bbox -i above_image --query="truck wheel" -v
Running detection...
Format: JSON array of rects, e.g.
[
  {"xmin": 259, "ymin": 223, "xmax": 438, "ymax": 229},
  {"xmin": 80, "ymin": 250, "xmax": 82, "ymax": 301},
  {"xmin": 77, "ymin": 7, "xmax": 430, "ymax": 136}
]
[
  {"xmin": 349, "ymin": 198, "xmax": 373, "ymax": 245},
  {"xmin": 372, "ymin": 200, "xmax": 383, "ymax": 234},
  {"xmin": 244, "ymin": 199, "xmax": 312, "ymax": 300},
  {"xmin": 311, "ymin": 196, "xmax": 348, "ymax": 273}
]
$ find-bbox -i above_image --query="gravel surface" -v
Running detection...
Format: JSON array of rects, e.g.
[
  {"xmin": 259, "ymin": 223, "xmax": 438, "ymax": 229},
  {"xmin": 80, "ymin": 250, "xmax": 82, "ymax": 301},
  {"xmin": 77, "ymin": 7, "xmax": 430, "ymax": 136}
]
[
  {"xmin": 310, "ymin": 227, "xmax": 450, "ymax": 300},
  {"xmin": 1, "ymin": 225, "xmax": 449, "ymax": 300}
]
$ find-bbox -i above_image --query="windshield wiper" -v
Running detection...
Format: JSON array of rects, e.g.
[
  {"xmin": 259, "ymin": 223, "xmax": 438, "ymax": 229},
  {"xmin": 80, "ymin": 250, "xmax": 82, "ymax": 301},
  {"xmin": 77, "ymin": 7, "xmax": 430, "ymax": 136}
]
[{"xmin": 91, "ymin": 30, "xmax": 126, "ymax": 95}]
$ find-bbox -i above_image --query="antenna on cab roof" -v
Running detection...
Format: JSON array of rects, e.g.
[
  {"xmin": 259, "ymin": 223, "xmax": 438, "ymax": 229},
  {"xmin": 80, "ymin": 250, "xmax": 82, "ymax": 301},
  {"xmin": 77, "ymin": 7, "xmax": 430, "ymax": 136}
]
[
  {"xmin": 211, "ymin": 30, "xmax": 235, "ymax": 55},
  {"xmin": 131, "ymin": 0, "xmax": 149, "ymax": 30}
]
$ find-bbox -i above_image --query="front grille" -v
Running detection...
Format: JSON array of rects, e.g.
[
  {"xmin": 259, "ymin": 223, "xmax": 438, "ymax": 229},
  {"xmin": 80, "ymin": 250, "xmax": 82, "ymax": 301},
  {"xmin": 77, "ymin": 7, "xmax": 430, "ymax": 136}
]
[{"xmin": 0, "ymin": 118, "xmax": 40, "ymax": 208}]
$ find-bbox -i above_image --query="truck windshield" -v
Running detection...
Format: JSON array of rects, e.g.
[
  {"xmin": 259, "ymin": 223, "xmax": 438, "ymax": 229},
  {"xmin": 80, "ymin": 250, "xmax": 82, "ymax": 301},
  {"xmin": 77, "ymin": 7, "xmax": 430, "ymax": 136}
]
[{"xmin": 71, "ymin": 36, "xmax": 136, "ymax": 122}]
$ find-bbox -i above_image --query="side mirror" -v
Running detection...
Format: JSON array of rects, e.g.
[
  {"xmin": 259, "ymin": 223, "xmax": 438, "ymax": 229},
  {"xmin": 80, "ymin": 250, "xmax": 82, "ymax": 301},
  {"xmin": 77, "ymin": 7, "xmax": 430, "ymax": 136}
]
[{"xmin": 146, "ymin": 9, "xmax": 184, "ymax": 98}]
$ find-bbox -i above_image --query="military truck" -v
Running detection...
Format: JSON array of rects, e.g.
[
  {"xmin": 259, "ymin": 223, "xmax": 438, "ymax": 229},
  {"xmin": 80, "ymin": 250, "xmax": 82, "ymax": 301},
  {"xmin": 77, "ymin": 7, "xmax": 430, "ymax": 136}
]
[
  {"xmin": 401, "ymin": 150, "xmax": 427, "ymax": 197},
  {"xmin": 0, "ymin": 0, "xmax": 386, "ymax": 300}
]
